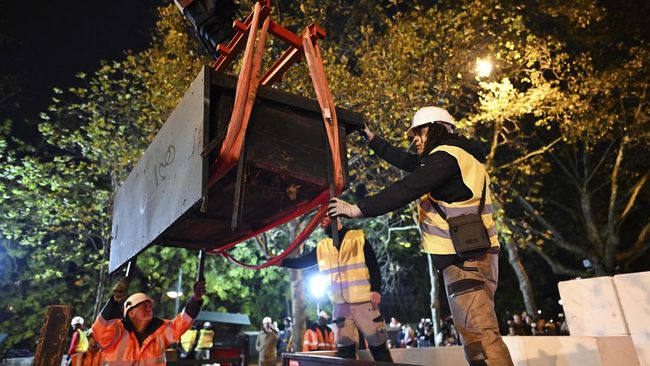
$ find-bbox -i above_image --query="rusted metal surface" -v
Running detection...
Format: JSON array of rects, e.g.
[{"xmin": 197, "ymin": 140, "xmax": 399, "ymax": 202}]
[
  {"xmin": 33, "ymin": 305, "xmax": 72, "ymax": 366},
  {"xmin": 109, "ymin": 67, "xmax": 209, "ymax": 273},
  {"xmin": 109, "ymin": 68, "xmax": 363, "ymax": 273}
]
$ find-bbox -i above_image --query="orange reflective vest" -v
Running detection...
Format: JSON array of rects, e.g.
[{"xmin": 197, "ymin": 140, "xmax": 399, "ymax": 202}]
[
  {"xmin": 302, "ymin": 327, "xmax": 335, "ymax": 352},
  {"xmin": 71, "ymin": 351, "xmax": 103, "ymax": 366},
  {"xmin": 418, "ymin": 145, "xmax": 500, "ymax": 255},
  {"xmin": 92, "ymin": 312, "xmax": 194, "ymax": 366},
  {"xmin": 316, "ymin": 230, "xmax": 371, "ymax": 304}
]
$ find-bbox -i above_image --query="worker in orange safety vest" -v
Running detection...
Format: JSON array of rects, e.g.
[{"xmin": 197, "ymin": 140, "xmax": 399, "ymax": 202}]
[
  {"xmin": 302, "ymin": 311, "xmax": 335, "ymax": 352},
  {"xmin": 70, "ymin": 329, "xmax": 103, "ymax": 366},
  {"xmin": 92, "ymin": 277, "xmax": 206, "ymax": 366}
]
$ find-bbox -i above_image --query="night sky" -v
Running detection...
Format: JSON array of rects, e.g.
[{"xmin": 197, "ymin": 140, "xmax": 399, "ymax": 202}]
[{"xmin": 1, "ymin": 0, "xmax": 165, "ymax": 139}]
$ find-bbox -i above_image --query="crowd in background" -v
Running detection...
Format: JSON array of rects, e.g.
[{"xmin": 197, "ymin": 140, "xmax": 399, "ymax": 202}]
[
  {"xmin": 506, "ymin": 311, "xmax": 569, "ymax": 336},
  {"xmin": 387, "ymin": 310, "xmax": 570, "ymax": 350},
  {"xmin": 388, "ymin": 316, "xmax": 461, "ymax": 349}
]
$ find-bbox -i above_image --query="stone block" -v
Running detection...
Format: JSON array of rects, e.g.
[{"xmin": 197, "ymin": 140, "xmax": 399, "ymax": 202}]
[{"xmin": 558, "ymin": 277, "xmax": 628, "ymax": 336}]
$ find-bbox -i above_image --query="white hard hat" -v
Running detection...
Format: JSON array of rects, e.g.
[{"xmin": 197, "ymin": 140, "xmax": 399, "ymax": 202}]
[
  {"xmin": 262, "ymin": 316, "xmax": 272, "ymax": 324},
  {"xmin": 203, "ymin": 321, "xmax": 212, "ymax": 329},
  {"xmin": 123, "ymin": 293, "xmax": 154, "ymax": 317},
  {"xmin": 318, "ymin": 311, "xmax": 329, "ymax": 320},
  {"xmin": 71, "ymin": 316, "xmax": 84, "ymax": 326},
  {"xmin": 409, "ymin": 106, "xmax": 456, "ymax": 133}
]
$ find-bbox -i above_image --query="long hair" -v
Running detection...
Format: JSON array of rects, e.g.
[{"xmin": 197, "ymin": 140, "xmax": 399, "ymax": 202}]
[{"xmin": 422, "ymin": 123, "xmax": 452, "ymax": 156}]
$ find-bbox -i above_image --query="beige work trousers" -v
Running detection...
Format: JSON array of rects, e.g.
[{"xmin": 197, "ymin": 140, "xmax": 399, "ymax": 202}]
[
  {"xmin": 443, "ymin": 253, "xmax": 513, "ymax": 366},
  {"xmin": 332, "ymin": 301, "xmax": 388, "ymax": 348}
]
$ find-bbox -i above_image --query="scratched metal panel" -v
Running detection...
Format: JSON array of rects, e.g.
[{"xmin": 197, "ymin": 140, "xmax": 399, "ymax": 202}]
[{"xmin": 109, "ymin": 66, "xmax": 209, "ymax": 273}]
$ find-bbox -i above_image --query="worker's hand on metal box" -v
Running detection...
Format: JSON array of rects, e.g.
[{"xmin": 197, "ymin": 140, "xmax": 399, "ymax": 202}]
[
  {"xmin": 362, "ymin": 124, "xmax": 375, "ymax": 141},
  {"xmin": 192, "ymin": 280, "xmax": 206, "ymax": 300},
  {"xmin": 112, "ymin": 277, "xmax": 130, "ymax": 303},
  {"xmin": 328, "ymin": 198, "xmax": 362, "ymax": 219}
]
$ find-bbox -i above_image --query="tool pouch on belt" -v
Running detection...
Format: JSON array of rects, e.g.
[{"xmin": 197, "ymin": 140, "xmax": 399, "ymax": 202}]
[{"xmin": 433, "ymin": 179, "xmax": 491, "ymax": 259}]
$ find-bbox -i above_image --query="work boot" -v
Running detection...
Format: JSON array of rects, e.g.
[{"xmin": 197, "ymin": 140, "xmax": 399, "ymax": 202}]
[
  {"xmin": 336, "ymin": 344, "xmax": 356, "ymax": 359},
  {"xmin": 369, "ymin": 343, "xmax": 393, "ymax": 363}
]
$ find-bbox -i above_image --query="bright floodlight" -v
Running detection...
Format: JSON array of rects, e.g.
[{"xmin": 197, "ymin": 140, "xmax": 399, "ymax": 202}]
[
  {"xmin": 309, "ymin": 274, "xmax": 328, "ymax": 299},
  {"xmin": 475, "ymin": 58, "xmax": 493, "ymax": 78},
  {"xmin": 166, "ymin": 290, "xmax": 183, "ymax": 299}
]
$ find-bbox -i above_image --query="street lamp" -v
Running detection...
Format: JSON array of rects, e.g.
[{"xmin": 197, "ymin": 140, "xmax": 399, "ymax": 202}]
[
  {"xmin": 308, "ymin": 273, "xmax": 328, "ymax": 315},
  {"xmin": 166, "ymin": 289, "xmax": 183, "ymax": 299},
  {"xmin": 475, "ymin": 58, "xmax": 493, "ymax": 78},
  {"xmin": 166, "ymin": 268, "xmax": 183, "ymax": 314}
]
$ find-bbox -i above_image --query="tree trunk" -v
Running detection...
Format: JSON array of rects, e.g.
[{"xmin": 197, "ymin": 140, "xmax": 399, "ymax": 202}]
[
  {"xmin": 493, "ymin": 196, "xmax": 539, "ymax": 316},
  {"xmin": 287, "ymin": 219, "xmax": 306, "ymax": 353},
  {"xmin": 93, "ymin": 238, "xmax": 110, "ymax": 319},
  {"xmin": 289, "ymin": 269, "xmax": 306, "ymax": 353},
  {"xmin": 93, "ymin": 262, "xmax": 107, "ymax": 319},
  {"xmin": 502, "ymin": 241, "xmax": 538, "ymax": 316},
  {"xmin": 426, "ymin": 254, "xmax": 441, "ymax": 344}
]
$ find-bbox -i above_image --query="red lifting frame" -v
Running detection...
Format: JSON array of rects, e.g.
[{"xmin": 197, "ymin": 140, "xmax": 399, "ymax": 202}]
[{"xmin": 206, "ymin": 0, "xmax": 344, "ymax": 269}]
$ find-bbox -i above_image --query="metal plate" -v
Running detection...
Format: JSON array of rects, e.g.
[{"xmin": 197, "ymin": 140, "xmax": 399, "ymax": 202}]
[{"xmin": 109, "ymin": 67, "xmax": 209, "ymax": 273}]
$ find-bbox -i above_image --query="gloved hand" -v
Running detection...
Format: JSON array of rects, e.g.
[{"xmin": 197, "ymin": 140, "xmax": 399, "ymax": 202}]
[
  {"xmin": 370, "ymin": 291, "xmax": 382, "ymax": 310},
  {"xmin": 192, "ymin": 280, "xmax": 206, "ymax": 301},
  {"xmin": 328, "ymin": 198, "xmax": 362, "ymax": 219},
  {"xmin": 112, "ymin": 277, "xmax": 130, "ymax": 303}
]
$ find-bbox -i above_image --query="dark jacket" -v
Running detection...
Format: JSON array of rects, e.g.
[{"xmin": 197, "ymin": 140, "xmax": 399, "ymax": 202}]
[
  {"xmin": 281, "ymin": 227, "xmax": 382, "ymax": 293},
  {"xmin": 357, "ymin": 135, "xmax": 488, "ymax": 269}
]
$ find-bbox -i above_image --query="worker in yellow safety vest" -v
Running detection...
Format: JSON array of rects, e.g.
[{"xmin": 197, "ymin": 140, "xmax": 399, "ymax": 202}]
[
  {"xmin": 70, "ymin": 329, "xmax": 103, "ymax": 366},
  {"xmin": 179, "ymin": 326, "xmax": 198, "ymax": 359},
  {"xmin": 67, "ymin": 316, "xmax": 88, "ymax": 365},
  {"xmin": 195, "ymin": 321, "xmax": 214, "ymax": 360},
  {"xmin": 281, "ymin": 217, "xmax": 393, "ymax": 362},
  {"xmin": 328, "ymin": 107, "xmax": 514, "ymax": 366}
]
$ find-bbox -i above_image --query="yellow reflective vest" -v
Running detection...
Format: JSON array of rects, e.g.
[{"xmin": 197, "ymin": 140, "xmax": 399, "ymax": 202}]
[
  {"xmin": 316, "ymin": 230, "xmax": 371, "ymax": 304},
  {"xmin": 197, "ymin": 329, "xmax": 214, "ymax": 349},
  {"xmin": 179, "ymin": 329, "xmax": 197, "ymax": 352},
  {"xmin": 76, "ymin": 329, "xmax": 89, "ymax": 353},
  {"xmin": 418, "ymin": 145, "xmax": 500, "ymax": 255}
]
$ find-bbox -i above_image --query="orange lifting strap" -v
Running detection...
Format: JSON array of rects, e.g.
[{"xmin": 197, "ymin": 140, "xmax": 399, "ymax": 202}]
[{"xmin": 206, "ymin": 1, "xmax": 344, "ymax": 269}]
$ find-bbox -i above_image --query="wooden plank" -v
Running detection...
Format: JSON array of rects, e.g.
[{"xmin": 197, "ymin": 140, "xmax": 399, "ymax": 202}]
[{"xmin": 33, "ymin": 305, "xmax": 72, "ymax": 366}]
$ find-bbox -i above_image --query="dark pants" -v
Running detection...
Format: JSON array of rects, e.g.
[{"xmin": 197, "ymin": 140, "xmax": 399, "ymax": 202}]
[{"xmin": 443, "ymin": 253, "xmax": 513, "ymax": 366}]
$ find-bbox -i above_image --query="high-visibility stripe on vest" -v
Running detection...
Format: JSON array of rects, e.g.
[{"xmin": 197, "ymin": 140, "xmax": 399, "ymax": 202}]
[
  {"xmin": 197, "ymin": 329, "xmax": 214, "ymax": 349},
  {"xmin": 316, "ymin": 230, "xmax": 371, "ymax": 304},
  {"xmin": 418, "ymin": 145, "xmax": 500, "ymax": 255},
  {"xmin": 76, "ymin": 329, "xmax": 89, "ymax": 353}
]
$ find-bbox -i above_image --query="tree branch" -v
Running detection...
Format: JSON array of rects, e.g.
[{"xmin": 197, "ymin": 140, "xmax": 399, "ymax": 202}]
[
  {"xmin": 616, "ymin": 221, "xmax": 650, "ymax": 265},
  {"xmin": 512, "ymin": 188, "xmax": 592, "ymax": 259},
  {"xmin": 526, "ymin": 244, "xmax": 590, "ymax": 277},
  {"xmin": 255, "ymin": 233, "xmax": 272, "ymax": 259},
  {"xmin": 607, "ymin": 136, "xmax": 627, "ymax": 236},
  {"xmin": 618, "ymin": 169, "xmax": 650, "ymax": 225},
  {"xmin": 549, "ymin": 151, "xmax": 581, "ymax": 189},
  {"xmin": 585, "ymin": 139, "xmax": 617, "ymax": 184},
  {"xmin": 496, "ymin": 137, "xmax": 562, "ymax": 170},
  {"xmin": 486, "ymin": 119, "xmax": 502, "ymax": 170}
]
